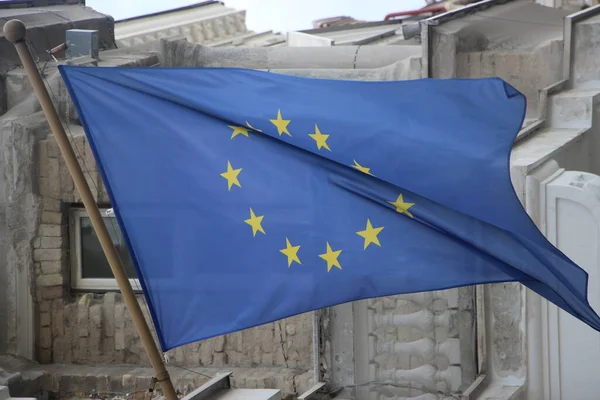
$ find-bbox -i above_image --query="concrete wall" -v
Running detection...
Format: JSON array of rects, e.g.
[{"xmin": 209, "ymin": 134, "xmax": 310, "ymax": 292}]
[
  {"xmin": 32, "ymin": 130, "xmax": 314, "ymax": 369},
  {"xmin": 572, "ymin": 14, "xmax": 600, "ymax": 88},
  {"xmin": 455, "ymin": 40, "xmax": 564, "ymax": 118},
  {"xmin": 431, "ymin": 1, "xmax": 568, "ymax": 119}
]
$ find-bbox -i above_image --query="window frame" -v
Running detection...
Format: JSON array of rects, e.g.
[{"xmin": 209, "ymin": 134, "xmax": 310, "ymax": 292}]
[{"xmin": 70, "ymin": 207, "xmax": 141, "ymax": 291}]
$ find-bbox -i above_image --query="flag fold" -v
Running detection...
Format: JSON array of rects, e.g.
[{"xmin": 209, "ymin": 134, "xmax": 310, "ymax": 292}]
[{"xmin": 59, "ymin": 65, "xmax": 600, "ymax": 350}]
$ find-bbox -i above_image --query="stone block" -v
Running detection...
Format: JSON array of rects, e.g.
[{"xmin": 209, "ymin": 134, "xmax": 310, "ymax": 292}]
[
  {"xmin": 41, "ymin": 236, "xmax": 64, "ymax": 249},
  {"xmin": 47, "ymin": 158, "xmax": 61, "ymax": 198},
  {"xmin": 39, "ymin": 326, "xmax": 52, "ymax": 349},
  {"xmin": 39, "ymin": 300, "xmax": 51, "ymax": 312},
  {"xmin": 64, "ymin": 303, "xmax": 78, "ymax": 328},
  {"xmin": 226, "ymin": 331, "xmax": 243, "ymax": 352},
  {"xmin": 89, "ymin": 328, "xmax": 101, "ymax": 358},
  {"xmin": 96, "ymin": 375, "xmax": 110, "ymax": 392},
  {"xmin": 184, "ymin": 347, "xmax": 199, "ymax": 366},
  {"xmin": 33, "ymin": 248, "xmax": 62, "ymax": 261},
  {"xmin": 103, "ymin": 292, "xmax": 116, "ymax": 337},
  {"xmin": 41, "ymin": 211, "xmax": 62, "ymax": 224},
  {"xmin": 122, "ymin": 374, "xmax": 134, "ymax": 388},
  {"xmin": 261, "ymin": 352, "xmax": 273, "ymax": 365},
  {"xmin": 79, "ymin": 293, "xmax": 93, "ymax": 306},
  {"xmin": 294, "ymin": 371, "xmax": 314, "ymax": 395},
  {"xmin": 260, "ymin": 327, "xmax": 274, "ymax": 353},
  {"xmin": 109, "ymin": 374, "xmax": 123, "ymax": 392},
  {"xmin": 274, "ymin": 347, "xmax": 286, "ymax": 366},
  {"xmin": 59, "ymin": 158, "xmax": 75, "ymax": 195},
  {"xmin": 53, "ymin": 337, "xmax": 69, "ymax": 363},
  {"xmin": 43, "ymin": 198, "xmax": 62, "ymax": 212},
  {"xmin": 253, "ymin": 345, "xmax": 261, "ymax": 365},
  {"xmin": 83, "ymin": 139, "xmax": 97, "ymax": 172},
  {"xmin": 52, "ymin": 300, "xmax": 65, "ymax": 336},
  {"xmin": 200, "ymin": 340, "xmax": 213, "ymax": 365},
  {"xmin": 286, "ymin": 324, "xmax": 296, "ymax": 336},
  {"xmin": 40, "ymin": 312, "xmax": 51, "ymax": 327},
  {"xmin": 37, "ymin": 273, "xmax": 63, "ymax": 287},
  {"xmin": 274, "ymin": 321, "xmax": 285, "ymax": 343},
  {"xmin": 33, "ymin": 237, "xmax": 41, "ymax": 249},
  {"xmin": 38, "ymin": 140, "xmax": 49, "ymax": 177},
  {"xmin": 76, "ymin": 337, "xmax": 89, "ymax": 362},
  {"xmin": 78, "ymin": 302, "xmax": 89, "ymax": 337},
  {"xmin": 214, "ymin": 334, "xmax": 225, "ymax": 352},
  {"xmin": 40, "ymin": 285, "xmax": 64, "ymax": 299},
  {"xmin": 41, "ymin": 260, "xmax": 62, "ymax": 274},
  {"xmin": 38, "ymin": 348, "xmax": 52, "ymax": 364},
  {"xmin": 213, "ymin": 352, "xmax": 227, "ymax": 366},
  {"xmin": 90, "ymin": 304, "xmax": 102, "ymax": 328},
  {"xmin": 39, "ymin": 177, "xmax": 51, "ymax": 197},
  {"xmin": 98, "ymin": 183, "xmax": 110, "ymax": 204},
  {"xmin": 227, "ymin": 351, "xmax": 244, "ymax": 367},
  {"xmin": 39, "ymin": 224, "xmax": 63, "ymax": 237},
  {"xmin": 115, "ymin": 303, "xmax": 126, "ymax": 350},
  {"xmin": 124, "ymin": 318, "xmax": 139, "ymax": 350},
  {"xmin": 173, "ymin": 346, "xmax": 184, "ymax": 364},
  {"xmin": 47, "ymin": 138, "xmax": 59, "ymax": 158},
  {"xmin": 289, "ymin": 350, "xmax": 299, "ymax": 362},
  {"xmin": 273, "ymin": 374, "xmax": 295, "ymax": 397}
]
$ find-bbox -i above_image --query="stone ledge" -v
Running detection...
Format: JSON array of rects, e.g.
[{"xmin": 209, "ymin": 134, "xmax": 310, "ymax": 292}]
[
  {"xmin": 39, "ymin": 364, "xmax": 313, "ymax": 399},
  {"xmin": 474, "ymin": 383, "xmax": 523, "ymax": 400},
  {"xmin": 0, "ymin": 355, "xmax": 46, "ymax": 399}
]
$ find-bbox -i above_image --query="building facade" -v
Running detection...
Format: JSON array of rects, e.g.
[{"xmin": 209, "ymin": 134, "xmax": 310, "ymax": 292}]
[{"xmin": 2, "ymin": 0, "xmax": 600, "ymax": 399}]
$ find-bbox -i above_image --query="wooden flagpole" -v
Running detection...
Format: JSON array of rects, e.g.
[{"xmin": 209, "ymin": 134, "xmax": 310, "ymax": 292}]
[{"xmin": 3, "ymin": 20, "xmax": 178, "ymax": 400}]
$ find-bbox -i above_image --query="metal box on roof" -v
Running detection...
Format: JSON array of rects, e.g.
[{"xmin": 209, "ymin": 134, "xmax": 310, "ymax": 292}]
[{"xmin": 66, "ymin": 29, "xmax": 99, "ymax": 59}]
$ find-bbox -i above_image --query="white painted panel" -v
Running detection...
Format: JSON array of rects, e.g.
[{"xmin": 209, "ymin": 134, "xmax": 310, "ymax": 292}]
[{"xmin": 534, "ymin": 170, "xmax": 600, "ymax": 400}]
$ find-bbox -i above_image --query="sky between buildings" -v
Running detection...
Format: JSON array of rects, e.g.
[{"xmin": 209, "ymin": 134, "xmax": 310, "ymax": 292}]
[{"xmin": 86, "ymin": 0, "xmax": 426, "ymax": 33}]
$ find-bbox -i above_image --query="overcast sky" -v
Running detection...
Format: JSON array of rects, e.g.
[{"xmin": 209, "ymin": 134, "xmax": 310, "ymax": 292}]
[{"xmin": 86, "ymin": 0, "xmax": 425, "ymax": 33}]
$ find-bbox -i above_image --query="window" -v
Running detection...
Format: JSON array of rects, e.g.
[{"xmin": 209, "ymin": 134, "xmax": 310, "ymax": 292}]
[{"xmin": 70, "ymin": 208, "xmax": 140, "ymax": 291}]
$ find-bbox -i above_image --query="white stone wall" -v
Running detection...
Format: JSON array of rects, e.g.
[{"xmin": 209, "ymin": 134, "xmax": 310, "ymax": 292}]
[{"xmin": 33, "ymin": 133, "xmax": 314, "ymax": 368}]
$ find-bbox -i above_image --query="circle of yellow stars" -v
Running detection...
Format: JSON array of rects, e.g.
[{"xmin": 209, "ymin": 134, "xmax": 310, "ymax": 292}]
[{"xmin": 221, "ymin": 110, "xmax": 416, "ymax": 272}]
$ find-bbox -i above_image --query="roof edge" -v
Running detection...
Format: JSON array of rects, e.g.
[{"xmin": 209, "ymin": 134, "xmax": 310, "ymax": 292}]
[
  {"xmin": 115, "ymin": 0, "xmax": 223, "ymax": 23},
  {"xmin": 299, "ymin": 18, "xmax": 404, "ymax": 35}
]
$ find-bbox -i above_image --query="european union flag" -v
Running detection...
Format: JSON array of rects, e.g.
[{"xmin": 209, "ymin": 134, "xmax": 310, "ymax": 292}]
[{"xmin": 59, "ymin": 66, "xmax": 600, "ymax": 350}]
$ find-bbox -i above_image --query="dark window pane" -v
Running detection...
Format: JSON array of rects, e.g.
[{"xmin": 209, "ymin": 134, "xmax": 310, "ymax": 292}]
[{"xmin": 80, "ymin": 216, "xmax": 138, "ymax": 279}]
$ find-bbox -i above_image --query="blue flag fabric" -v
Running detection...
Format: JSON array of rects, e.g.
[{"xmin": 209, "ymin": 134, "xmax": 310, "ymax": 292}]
[{"xmin": 59, "ymin": 65, "xmax": 600, "ymax": 351}]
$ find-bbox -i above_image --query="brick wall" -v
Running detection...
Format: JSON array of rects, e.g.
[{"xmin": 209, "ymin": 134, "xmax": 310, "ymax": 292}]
[{"xmin": 34, "ymin": 133, "xmax": 314, "ymax": 368}]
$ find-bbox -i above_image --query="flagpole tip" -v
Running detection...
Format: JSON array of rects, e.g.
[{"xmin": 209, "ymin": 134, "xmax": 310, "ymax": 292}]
[{"xmin": 3, "ymin": 20, "xmax": 26, "ymax": 43}]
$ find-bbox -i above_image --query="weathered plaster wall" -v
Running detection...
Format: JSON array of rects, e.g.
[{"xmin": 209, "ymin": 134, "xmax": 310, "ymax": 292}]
[
  {"xmin": 0, "ymin": 45, "xmax": 315, "ymax": 371},
  {"xmin": 32, "ymin": 130, "xmax": 314, "ymax": 369}
]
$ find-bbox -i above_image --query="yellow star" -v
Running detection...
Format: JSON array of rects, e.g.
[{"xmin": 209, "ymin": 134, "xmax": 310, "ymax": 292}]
[
  {"xmin": 244, "ymin": 208, "xmax": 265, "ymax": 237},
  {"xmin": 246, "ymin": 121, "xmax": 262, "ymax": 132},
  {"xmin": 280, "ymin": 238, "xmax": 301, "ymax": 267},
  {"xmin": 228, "ymin": 125, "xmax": 249, "ymax": 139},
  {"xmin": 352, "ymin": 160, "xmax": 373, "ymax": 176},
  {"xmin": 356, "ymin": 219, "xmax": 384, "ymax": 250},
  {"xmin": 308, "ymin": 124, "xmax": 331, "ymax": 151},
  {"xmin": 389, "ymin": 194, "xmax": 415, "ymax": 218},
  {"xmin": 220, "ymin": 161, "xmax": 242, "ymax": 191},
  {"xmin": 269, "ymin": 109, "xmax": 291, "ymax": 137},
  {"xmin": 319, "ymin": 242, "xmax": 342, "ymax": 272}
]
